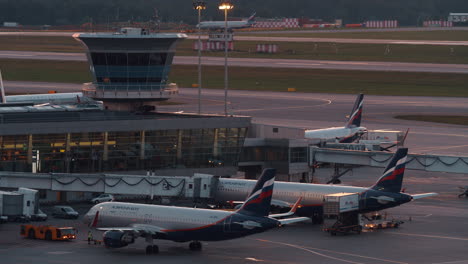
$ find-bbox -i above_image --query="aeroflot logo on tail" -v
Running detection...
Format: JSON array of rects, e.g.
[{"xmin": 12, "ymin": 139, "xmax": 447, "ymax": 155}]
[
  {"xmin": 244, "ymin": 177, "xmax": 274, "ymax": 206},
  {"xmin": 379, "ymin": 155, "xmax": 407, "ymax": 182}
]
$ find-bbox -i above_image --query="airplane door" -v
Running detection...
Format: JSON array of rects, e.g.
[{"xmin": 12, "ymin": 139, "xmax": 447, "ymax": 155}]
[{"xmin": 223, "ymin": 216, "xmax": 232, "ymax": 233}]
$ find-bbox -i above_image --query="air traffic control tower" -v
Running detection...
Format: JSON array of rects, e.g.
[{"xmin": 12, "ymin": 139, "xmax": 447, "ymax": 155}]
[{"xmin": 73, "ymin": 28, "xmax": 187, "ymax": 111}]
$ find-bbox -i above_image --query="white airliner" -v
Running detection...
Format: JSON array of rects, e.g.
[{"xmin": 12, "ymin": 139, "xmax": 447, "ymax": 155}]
[
  {"xmin": 198, "ymin": 13, "xmax": 256, "ymax": 30},
  {"xmin": 214, "ymin": 148, "xmax": 437, "ymax": 223},
  {"xmin": 83, "ymin": 169, "xmax": 308, "ymax": 254},
  {"xmin": 305, "ymin": 94, "xmax": 367, "ymax": 143},
  {"xmin": 0, "ymin": 70, "xmax": 96, "ymax": 106}
]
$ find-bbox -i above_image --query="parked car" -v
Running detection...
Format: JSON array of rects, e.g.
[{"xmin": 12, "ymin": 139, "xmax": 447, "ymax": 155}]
[
  {"xmin": 90, "ymin": 194, "xmax": 114, "ymax": 204},
  {"xmin": 52, "ymin": 206, "xmax": 79, "ymax": 219},
  {"xmin": 31, "ymin": 209, "xmax": 48, "ymax": 221}
]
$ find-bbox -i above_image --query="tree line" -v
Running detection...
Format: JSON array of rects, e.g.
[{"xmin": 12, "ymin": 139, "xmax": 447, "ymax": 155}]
[{"xmin": 0, "ymin": 0, "xmax": 466, "ymax": 26}]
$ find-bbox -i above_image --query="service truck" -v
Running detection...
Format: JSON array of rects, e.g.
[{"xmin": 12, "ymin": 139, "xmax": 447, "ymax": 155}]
[
  {"xmin": 0, "ymin": 188, "xmax": 39, "ymax": 221},
  {"xmin": 322, "ymin": 193, "xmax": 362, "ymax": 235}
]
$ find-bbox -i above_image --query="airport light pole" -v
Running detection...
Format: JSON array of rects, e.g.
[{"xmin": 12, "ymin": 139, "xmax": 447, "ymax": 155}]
[
  {"xmin": 193, "ymin": 1, "xmax": 206, "ymax": 115},
  {"xmin": 219, "ymin": 2, "xmax": 233, "ymax": 116}
]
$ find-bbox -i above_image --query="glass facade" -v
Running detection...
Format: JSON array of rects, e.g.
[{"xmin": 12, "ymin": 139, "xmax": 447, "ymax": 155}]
[
  {"xmin": 90, "ymin": 52, "xmax": 173, "ymax": 91},
  {"xmin": 0, "ymin": 128, "xmax": 247, "ymax": 173}
]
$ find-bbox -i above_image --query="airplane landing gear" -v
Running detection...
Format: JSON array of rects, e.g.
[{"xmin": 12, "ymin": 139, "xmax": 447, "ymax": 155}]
[
  {"xmin": 145, "ymin": 236, "xmax": 159, "ymax": 254},
  {"xmin": 145, "ymin": 245, "xmax": 159, "ymax": 254},
  {"xmin": 189, "ymin": 241, "xmax": 202, "ymax": 251}
]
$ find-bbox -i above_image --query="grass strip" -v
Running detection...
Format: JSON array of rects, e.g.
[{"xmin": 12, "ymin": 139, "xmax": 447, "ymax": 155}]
[
  {"xmin": 238, "ymin": 30, "xmax": 468, "ymax": 41},
  {"xmin": 1, "ymin": 36, "xmax": 468, "ymax": 64},
  {"xmin": 1, "ymin": 59, "xmax": 467, "ymax": 97},
  {"xmin": 394, "ymin": 115, "xmax": 468, "ymax": 126}
]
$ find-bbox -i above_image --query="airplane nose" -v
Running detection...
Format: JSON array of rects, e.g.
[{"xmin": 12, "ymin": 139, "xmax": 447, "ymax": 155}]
[{"xmin": 83, "ymin": 211, "xmax": 92, "ymax": 225}]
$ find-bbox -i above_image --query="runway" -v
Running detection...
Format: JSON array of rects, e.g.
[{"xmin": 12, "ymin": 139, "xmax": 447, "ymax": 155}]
[
  {"xmin": 2, "ymin": 50, "xmax": 468, "ymax": 73},
  {"xmin": 1, "ymin": 30, "xmax": 468, "ymax": 46},
  {"xmin": 3, "ymin": 80, "xmax": 468, "ymax": 156}
]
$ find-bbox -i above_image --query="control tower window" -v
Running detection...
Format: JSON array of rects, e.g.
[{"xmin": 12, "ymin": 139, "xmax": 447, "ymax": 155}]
[{"xmin": 91, "ymin": 53, "xmax": 168, "ymax": 66}]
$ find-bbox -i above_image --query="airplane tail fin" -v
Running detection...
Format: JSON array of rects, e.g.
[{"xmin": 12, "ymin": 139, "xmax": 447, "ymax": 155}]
[
  {"xmin": 345, "ymin": 93, "xmax": 364, "ymax": 128},
  {"xmin": 371, "ymin": 148, "xmax": 408, "ymax": 193},
  {"xmin": 247, "ymin": 12, "xmax": 256, "ymax": 22},
  {"xmin": 237, "ymin": 168, "xmax": 275, "ymax": 217},
  {"xmin": 0, "ymin": 69, "xmax": 6, "ymax": 103}
]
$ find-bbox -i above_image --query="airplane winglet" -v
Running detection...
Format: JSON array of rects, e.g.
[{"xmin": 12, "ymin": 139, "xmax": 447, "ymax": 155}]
[
  {"xmin": 290, "ymin": 197, "xmax": 302, "ymax": 213},
  {"xmin": 269, "ymin": 197, "xmax": 302, "ymax": 219}
]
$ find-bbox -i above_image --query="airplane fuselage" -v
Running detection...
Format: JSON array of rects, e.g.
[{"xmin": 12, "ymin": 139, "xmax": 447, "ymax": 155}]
[
  {"xmin": 215, "ymin": 179, "xmax": 412, "ymax": 216},
  {"xmin": 304, "ymin": 126, "xmax": 367, "ymax": 142},
  {"xmin": 3, "ymin": 92, "xmax": 94, "ymax": 105},
  {"xmin": 86, "ymin": 202, "xmax": 278, "ymax": 243},
  {"xmin": 198, "ymin": 21, "xmax": 253, "ymax": 30}
]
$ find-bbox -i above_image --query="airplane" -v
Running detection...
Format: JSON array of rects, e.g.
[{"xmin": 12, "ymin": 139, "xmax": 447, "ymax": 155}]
[
  {"xmin": 197, "ymin": 12, "xmax": 256, "ymax": 31},
  {"xmin": 83, "ymin": 168, "xmax": 309, "ymax": 254},
  {"xmin": 305, "ymin": 93, "xmax": 367, "ymax": 143},
  {"xmin": 0, "ymin": 69, "xmax": 96, "ymax": 106},
  {"xmin": 214, "ymin": 148, "xmax": 438, "ymax": 223}
]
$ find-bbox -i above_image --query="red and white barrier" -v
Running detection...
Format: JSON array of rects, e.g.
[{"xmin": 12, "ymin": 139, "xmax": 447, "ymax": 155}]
[
  {"xmin": 303, "ymin": 24, "xmax": 338, "ymax": 28},
  {"xmin": 253, "ymin": 18, "xmax": 300, "ymax": 28},
  {"xmin": 256, "ymin": 44, "xmax": 278, "ymax": 53},
  {"xmin": 365, "ymin": 20, "xmax": 399, "ymax": 28},
  {"xmin": 193, "ymin": 41, "xmax": 234, "ymax": 51},
  {"xmin": 423, "ymin": 20, "xmax": 453, "ymax": 27}
]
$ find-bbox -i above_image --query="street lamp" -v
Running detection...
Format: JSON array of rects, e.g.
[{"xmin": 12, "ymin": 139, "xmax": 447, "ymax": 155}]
[
  {"xmin": 219, "ymin": 1, "xmax": 233, "ymax": 116},
  {"xmin": 193, "ymin": 1, "xmax": 206, "ymax": 115}
]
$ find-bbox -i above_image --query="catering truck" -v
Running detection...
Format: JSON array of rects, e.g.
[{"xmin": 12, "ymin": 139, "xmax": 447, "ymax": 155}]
[{"xmin": 322, "ymin": 193, "xmax": 362, "ymax": 235}]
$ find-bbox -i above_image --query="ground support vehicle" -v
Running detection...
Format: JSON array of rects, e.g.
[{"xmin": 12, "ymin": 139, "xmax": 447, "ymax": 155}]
[
  {"xmin": 20, "ymin": 224, "xmax": 77, "ymax": 241},
  {"xmin": 322, "ymin": 193, "xmax": 362, "ymax": 236},
  {"xmin": 362, "ymin": 213, "xmax": 404, "ymax": 230}
]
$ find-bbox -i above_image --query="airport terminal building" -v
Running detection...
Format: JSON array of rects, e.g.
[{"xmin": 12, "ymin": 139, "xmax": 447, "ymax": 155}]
[{"xmin": 0, "ymin": 111, "xmax": 249, "ymax": 176}]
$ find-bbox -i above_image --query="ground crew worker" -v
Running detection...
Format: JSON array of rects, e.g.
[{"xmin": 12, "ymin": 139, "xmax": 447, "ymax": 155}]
[{"xmin": 87, "ymin": 230, "xmax": 93, "ymax": 244}]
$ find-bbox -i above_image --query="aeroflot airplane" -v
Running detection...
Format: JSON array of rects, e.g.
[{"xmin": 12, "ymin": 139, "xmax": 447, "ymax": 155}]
[
  {"xmin": 215, "ymin": 148, "xmax": 437, "ymax": 223},
  {"xmin": 198, "ymin": 13, "xmax": 256, "ymax": 30},
  {"xmin": 305, "ymin": 93, "xmax": 366, "ymax": 143},
  {"xmin": 0, "ymin": 72, "xmax": 95, "ymax": 106},
  {"xmin": 83, "ymin": 169, "xmax": 308, "ymax": 254}
]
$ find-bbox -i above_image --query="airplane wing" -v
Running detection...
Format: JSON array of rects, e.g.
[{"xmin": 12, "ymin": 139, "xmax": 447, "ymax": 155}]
[
  {"xmin": 97, "ymin": 224, "xmax": 167, "ymax": 236},
  {"xmin": 278, "ymin": 217, "xmax": 310, "ymax": 225},
  {"xmin": 411, "ymin": 193, "xmax": 438, "ymax": 200},
  {"xmin": 269, "ymin": 197, "xmax": 302, "ymax": 218}
]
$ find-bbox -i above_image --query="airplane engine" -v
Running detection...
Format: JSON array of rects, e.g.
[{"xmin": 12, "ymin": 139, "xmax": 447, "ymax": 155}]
[{"xmin": 103, "ymin": 230, "xmax": 134, "ymax": 248}]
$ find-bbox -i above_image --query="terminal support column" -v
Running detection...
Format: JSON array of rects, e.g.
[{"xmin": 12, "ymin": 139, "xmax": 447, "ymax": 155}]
[
  {"xmin": 213, "ymin": 128, "xmax": 219, "ymax": 157},
  {"xmin": 103, "ymin": 132, "xmax": 108, "ymax": 161},
  {"xmin": 140, "ymin": 131, "xmax": 145, "ymax": 160},
  {"xmin": 27, "ymin": 134, "xmax": 33, "ymax": 164},
  {"xmin": 177, "ymin": 130, "xmax": 182, "ymax": 162}
]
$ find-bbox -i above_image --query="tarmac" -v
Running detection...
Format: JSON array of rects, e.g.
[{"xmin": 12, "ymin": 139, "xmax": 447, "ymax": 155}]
[{"xmin": 1, "ymin": 167, "xmax": 467, "ymax": 264}]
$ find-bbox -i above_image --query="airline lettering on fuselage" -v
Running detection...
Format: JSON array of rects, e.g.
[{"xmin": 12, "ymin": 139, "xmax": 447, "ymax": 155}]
[{"xmin": 111, "ymin": 205, "xmax": 140, "ymax": 211}]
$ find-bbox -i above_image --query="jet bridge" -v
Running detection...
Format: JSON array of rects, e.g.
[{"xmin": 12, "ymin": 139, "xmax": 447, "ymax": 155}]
[
  {"xmin": 310, "ymin": 147, "xmax": 468, "ymax": 174},
  {"xmin": 0, "ymin": 172, "xmax": 219, "ymax": 201}
]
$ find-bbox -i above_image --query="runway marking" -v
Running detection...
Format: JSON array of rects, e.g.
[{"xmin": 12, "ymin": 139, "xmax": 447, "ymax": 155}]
[
  {"xmin": 234, "ymin": 102, "xmax": 332, "ymax": 113},
  {"xmin": 245, "ymin": 257, "xmax": 264, "ymax": 262},
  {"xmin": 47, "ymin": 251, "xmax": 73, "ymax": 255},
  {"xmin": 275, "ymin": 62, "xmax": 322, "ymax": 66},
  {"xmin": 0, "ymin": 53, "xmax": 34, "ymax": 57},
  {"xmin": 256, "ymin": 239, "xmax": 409, "ymax": 264},
  {"xmin": 389, "ymin": 232, "xmax": 468, "ymax": 241},
  {"xmin": 432, "ymin": 260, "xmax": 468, "ymax": 264}
]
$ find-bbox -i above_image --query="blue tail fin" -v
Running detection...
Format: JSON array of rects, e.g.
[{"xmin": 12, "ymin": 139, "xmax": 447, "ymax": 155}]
[
  {"xmin": 371, "ymin": 148, "xmax": 408, "ymax": 193},
  {"xmin": 345, "ymin": 93, "xmax": 364, "ymax": 128},
  {"xmin": 237, "ymin": 168, "xmax": 276, "ymax": 217},
  {"xmin": 247, "ymin": 12, "xmax": 256, "ymax": 22}
]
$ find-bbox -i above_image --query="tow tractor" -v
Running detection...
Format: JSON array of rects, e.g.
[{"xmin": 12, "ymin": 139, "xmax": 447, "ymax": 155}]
[{"xmin": 20, "ymin": 224, "xmax": 77, "ymax": 241}]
